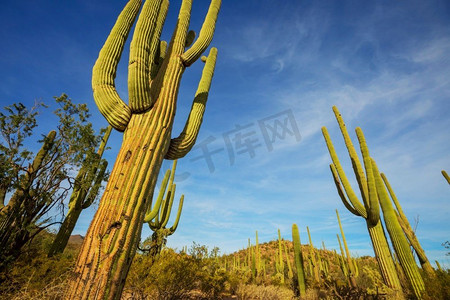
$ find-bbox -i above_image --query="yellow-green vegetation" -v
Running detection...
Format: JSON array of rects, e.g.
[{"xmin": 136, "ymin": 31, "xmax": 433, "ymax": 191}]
[
  {"xmin": 0, "ymin": 96, "xmax": 104, "ymax": 271},
  {"xmin": 1, "ymin": 229, "xmax": 449, "ymax": 299}
]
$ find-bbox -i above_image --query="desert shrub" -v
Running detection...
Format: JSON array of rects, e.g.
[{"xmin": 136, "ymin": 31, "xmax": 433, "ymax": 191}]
[
  {"xmin": 125, "ymin": 243, "xmax": 231, "ymax": 299},
  {"xmin": 0, "ymin": 230, "xmax": 76, "ymax": 298},
  {"xmin": 422, "ymin": 269, "xmax": 450, "ymax": 300},
  {"xmin": 235, "ymin": 283, "xmax": 295, "ymax": 300}
]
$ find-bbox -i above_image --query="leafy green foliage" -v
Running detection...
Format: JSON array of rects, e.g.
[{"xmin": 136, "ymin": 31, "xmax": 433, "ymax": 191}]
[
  {"xmin": 0, "ymin": 94, "xmax": 104, "ymax": 269},
  {"xmin": 0, "ymin": 101, "xmax": 45, "ymax": 203}
]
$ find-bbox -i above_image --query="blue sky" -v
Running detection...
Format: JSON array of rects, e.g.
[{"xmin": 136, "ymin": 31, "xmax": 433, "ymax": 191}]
[{"xmin": 1, "ymin": 1, "xmax": 449, "ymax": 266}]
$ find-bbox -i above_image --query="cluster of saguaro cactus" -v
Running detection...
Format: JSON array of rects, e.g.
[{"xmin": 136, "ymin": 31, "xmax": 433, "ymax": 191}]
[
  {"xmin": 144, "ymin": 160, "xmax": 184, "ymax": 261},
  {"xmin": 65, "ymin": 0, "xmax": 221, "ymax": 297},
  {"xmin": 322, "ymin": 106, "xmax": 402, "ymax": 293},
  {"xmin": 323, "ymin": 106, "xmax": 429, "ymax": 299},
  {"xmin": 48, "ymin": 126, "xmax": 112, "ymax": 257},
  {"xmin": 292, "ymin": 224, "xmax": 306, "ymax": 296}
]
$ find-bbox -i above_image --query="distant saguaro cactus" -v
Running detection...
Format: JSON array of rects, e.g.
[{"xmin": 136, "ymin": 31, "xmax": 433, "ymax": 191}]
[
  {"xmin": 276, "ymin": 229, "xmax": 285, "ymax": 284},
  {"xmin": 336, "ymin": 209, "xmax": 357, "ymax": 288},
  {"xmin": 65, "ymin": 0, "xmax": 221, "ymax": 298},
  {"xmin": 292, "ymin": 224, "xmax": 306, "ymax": 296},
  {"xmin": 306, "ymin": 226, "xmax": 320, "ymax": 283},
  {"xmin": 48, "ymin": 126, "xmax": 111, "ymax": 257},
  {"xmin": 322, "ymin": 106, "xmax": 402, "ymax": 293},
  {"xmin": 144, "ymin": 160, "xmax": 184, "ymax": 261}
]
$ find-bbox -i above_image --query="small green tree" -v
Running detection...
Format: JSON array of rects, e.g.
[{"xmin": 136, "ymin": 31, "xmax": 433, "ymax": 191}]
[{"xmin": 0, "ymin": 95, "xmax": 104, "ymax": 269}]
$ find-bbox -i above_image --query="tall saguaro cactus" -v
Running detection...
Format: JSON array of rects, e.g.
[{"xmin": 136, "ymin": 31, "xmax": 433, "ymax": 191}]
[
  {"xmin": 322, "ymin": 106, "xmax": 402, "ymax": 293},
  {"xmin": 48, "ymin": 126, "xmax": 112, "ymax": 257},
  {"xmin": 381, "ymin": 173, "xmax": 435, "ymax": 277},
  {"xmin": 65, "ymin": 1, "xmax": 221, "ymax": 298},
  {"xmin": 372, "ymin": 159, "xmax": 425, "ymax": 298}
]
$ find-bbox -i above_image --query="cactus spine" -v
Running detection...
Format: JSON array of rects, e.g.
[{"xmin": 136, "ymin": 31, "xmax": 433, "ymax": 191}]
[
  {"xmin": 145, "ymin": 160, "xmax": 184, "ymax": 261},
  {"xmin": 65, "ymin": 0, "xmax": 221, "ymax": 298},
  {"xmin": 372, "ymin": 158, "xmax": 425, "ymax": 298},
  {"xmin": 322, "ymin": 106, "xmax": 402, "ymax": 292},
  {"xmin": 336, "ymin": 209, "xmax": 357, "ymax": 287},
  {"xmin": 292, "ymin": 224, "xmax": 306, "ymax": 296},
  {"xmin": 48, "ymin": 126, "xmax": 112, "ymax": 257}
]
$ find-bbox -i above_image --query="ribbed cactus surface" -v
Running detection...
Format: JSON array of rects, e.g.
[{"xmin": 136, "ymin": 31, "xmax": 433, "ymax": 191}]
[
  {"xmin": 322, "ymin": 106, "xmax": 402, "ymax": 293},
  {"xmin": 65, "ymin": 1, "xmax": 221, "ymax": 298}
]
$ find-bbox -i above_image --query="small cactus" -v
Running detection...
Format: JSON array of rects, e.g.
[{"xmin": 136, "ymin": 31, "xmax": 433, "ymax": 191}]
[
  {"xmin": 144, "ymin": 160, "xmax": 184, "ymax": 261},
  {"xmin": 292, "ymin": 224, "xmax": 306, "ymax": 296}
]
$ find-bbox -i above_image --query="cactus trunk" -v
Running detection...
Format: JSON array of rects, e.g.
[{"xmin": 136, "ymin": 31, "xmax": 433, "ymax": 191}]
[
  {"xmin": 381, "ymin": 173, "xmax": 435, "ymax": 277},
  {"xmin": 372, "ymin": 159, "xmax": 425, "ymax": 298},
  {"xmin": 65, "ymin": 112, "xmax": 174, "ymax": 298}
]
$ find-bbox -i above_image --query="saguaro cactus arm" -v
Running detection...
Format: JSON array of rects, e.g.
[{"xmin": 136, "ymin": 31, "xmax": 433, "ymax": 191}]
[
  {"xmin": 181, "ymin": 0, "xmax": 221, "ymax": 66},
  {"xmin": 143, "ymin": 169, "xmax": 170, "ymax": 222},
  {"xmin": 169, "ymin": 194, "xmax": 184, "ymax": 233},
  {"xmin": 82, "ymin": 160, "xmax": 108, "ymax": 209},
  {"xmin": 146, "ymin": 160, "xmax": 183, "ymax": 236},
  {"xmin": 332, "ymin": 106, "xmax": 369, "ymax": 201},
  {"xmin": 322, "ymin": 127, "xmax": 367, "ymax": 218},
  {"xmin": 128, "ymin": 0, "xmax": 168, "ymax": 112},
  {"xmin": 330, "ymin": 164, "xmax": 361, "ymax": 217},
  {"xmin": 355, "ymin": 128, "xmax": 379, "ymax": 226},
  {"xmin": 165, "ymin": 47, "xmax": 217, "ymax": 159},
  {"xmin": 91, "ymin": 0, "xmax": 140, "ymax": 131},
  {"xmin": 381, "ymin": 172, "xmax": 435, "ymax": 277},
  {"xmin": 441, "ymin": 170, "xmax": 450, "ymax": 184},
  {"xmin": 372, "ymin": 158, "xmax": 425, "ymax": 298}
]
